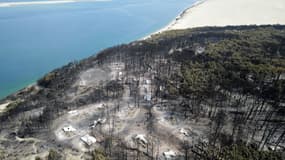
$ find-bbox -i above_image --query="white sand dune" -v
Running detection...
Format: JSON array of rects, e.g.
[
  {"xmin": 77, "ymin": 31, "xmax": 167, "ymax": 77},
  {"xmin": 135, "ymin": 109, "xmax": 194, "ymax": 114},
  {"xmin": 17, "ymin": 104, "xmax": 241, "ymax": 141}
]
[
  {"xmin": 0, "ymin": 0, "xmax": 110, "ymax": 7},
  {"xmin": 159, "ymin": 0, "xmax": 285, "ymax": 33}
]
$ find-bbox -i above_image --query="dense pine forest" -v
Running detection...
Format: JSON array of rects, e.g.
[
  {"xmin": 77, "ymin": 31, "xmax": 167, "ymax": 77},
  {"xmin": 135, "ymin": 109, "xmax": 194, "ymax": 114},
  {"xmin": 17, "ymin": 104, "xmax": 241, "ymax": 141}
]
[{"xmin": 0, "ymin": 25, "xmax": 284, "ymax": 160}]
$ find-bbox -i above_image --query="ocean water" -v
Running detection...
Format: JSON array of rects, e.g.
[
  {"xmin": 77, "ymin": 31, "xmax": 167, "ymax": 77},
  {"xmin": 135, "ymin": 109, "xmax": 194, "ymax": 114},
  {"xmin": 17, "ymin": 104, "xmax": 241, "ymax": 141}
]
[{"xmin": 0, "ymin": 0, "xmax": 196, "ymax": 99}]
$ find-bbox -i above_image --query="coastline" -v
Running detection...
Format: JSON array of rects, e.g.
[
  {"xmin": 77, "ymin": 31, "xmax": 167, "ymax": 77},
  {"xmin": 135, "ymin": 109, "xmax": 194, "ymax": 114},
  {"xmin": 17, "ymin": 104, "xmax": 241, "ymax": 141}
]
[
  {"xmin": 145, "ymin": 0, "xmax": 285, "ymax": 39},
  {"xmin": 142, "ymin": 0, "xmax": 207, "ymax": 40}
]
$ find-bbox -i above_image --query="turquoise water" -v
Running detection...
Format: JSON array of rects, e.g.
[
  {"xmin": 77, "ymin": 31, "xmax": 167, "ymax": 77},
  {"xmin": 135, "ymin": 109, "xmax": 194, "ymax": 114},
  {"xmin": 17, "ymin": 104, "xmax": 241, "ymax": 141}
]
[{"xmin": 0, "ymin": 0, "xmax": 196, "ymax": 99}]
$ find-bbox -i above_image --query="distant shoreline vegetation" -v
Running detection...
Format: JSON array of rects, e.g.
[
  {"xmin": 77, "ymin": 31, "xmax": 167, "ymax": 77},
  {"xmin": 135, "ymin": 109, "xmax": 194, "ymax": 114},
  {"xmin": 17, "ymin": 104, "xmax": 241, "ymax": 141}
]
[{"xmin": 0, "ymin": 0, "xmax": 111, "ymax": 7}]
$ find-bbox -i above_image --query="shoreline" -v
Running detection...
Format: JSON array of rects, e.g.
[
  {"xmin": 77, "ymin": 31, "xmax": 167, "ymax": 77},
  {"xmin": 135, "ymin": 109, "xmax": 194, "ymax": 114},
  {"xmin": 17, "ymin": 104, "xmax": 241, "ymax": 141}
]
[
  {"xmin": 145, "ymin": 0, "xmax": 285, "ymax": 39},
  {"xmin": 0, "ymin": 0, "xmax": 110, "ymax": 7},
  {"xmin": 142, "ymin": 0, "xmax": 207, "ymax": 40}
]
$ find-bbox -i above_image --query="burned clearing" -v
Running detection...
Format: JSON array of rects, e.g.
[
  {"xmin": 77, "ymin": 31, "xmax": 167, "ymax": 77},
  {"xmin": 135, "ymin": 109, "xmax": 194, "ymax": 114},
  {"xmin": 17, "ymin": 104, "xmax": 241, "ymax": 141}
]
[{"xmin": 0, "ymin": 25, "xmax": 285, "ymax": 159}]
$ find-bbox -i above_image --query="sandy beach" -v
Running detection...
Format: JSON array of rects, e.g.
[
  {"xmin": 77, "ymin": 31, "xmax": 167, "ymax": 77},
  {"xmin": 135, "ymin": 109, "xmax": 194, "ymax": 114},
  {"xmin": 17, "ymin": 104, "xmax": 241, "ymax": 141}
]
[
  {"xmin": 148, "ymin": 0, "xmax": 285, "ymax": 38},
  {"xmin": 0, "ymin": 0, "xmax": 110, "ymax": 7}
]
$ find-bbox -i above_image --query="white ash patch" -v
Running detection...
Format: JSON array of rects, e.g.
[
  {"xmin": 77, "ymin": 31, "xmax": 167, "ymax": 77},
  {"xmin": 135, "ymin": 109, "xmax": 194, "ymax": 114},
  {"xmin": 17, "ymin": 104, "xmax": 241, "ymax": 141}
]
[
  {"xmin": 76, "ymin": 68, "xmax": 110, "ymax": 87},
  {"xmin": 109, "ymin": 62, "xmax": 125, "ymax": 81},
  {"xmin": 0, "ymin": 102, "xmax": 10, "ymax": 113}
]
